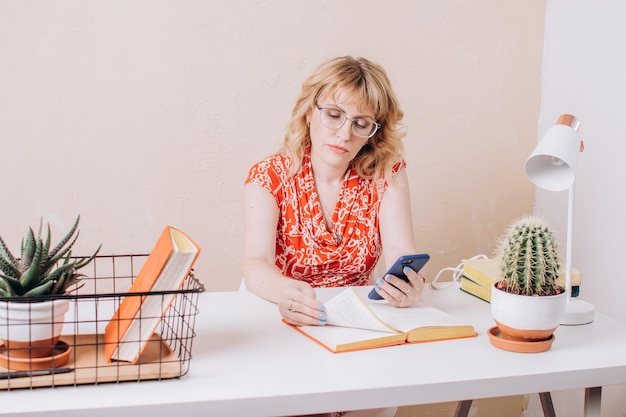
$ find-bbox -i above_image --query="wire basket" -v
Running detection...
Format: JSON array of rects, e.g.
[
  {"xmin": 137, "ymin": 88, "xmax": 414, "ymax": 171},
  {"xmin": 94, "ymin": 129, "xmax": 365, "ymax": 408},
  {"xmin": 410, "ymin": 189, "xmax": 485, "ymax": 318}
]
[{"xmin": 0, "ymin": 254, "xmax": 205, "ymax": 390}]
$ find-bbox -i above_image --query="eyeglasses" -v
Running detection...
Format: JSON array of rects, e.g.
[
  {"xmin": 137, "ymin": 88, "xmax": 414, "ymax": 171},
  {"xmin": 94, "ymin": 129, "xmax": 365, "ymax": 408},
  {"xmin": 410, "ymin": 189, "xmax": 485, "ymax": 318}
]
[{"xmin": 316, "ymin": 105, "xmax": 381, "ymax": 139}]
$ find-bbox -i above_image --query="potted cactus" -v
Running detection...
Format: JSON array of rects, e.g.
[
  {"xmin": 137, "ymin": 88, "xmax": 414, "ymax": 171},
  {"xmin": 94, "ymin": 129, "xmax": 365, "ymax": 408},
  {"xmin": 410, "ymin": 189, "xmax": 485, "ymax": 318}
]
[
  {"xmin": 489, "ymin": 215, "xmax": 567, "ymax": 353},
  {"xmin": 0, "ymin": 216, "xmax": 100, "ymax": 368}
]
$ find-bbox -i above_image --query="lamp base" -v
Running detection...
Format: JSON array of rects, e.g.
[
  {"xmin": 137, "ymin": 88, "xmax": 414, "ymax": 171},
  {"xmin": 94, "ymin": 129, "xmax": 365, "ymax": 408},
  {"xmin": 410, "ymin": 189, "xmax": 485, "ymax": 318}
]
[{"xmin": 561, "ymin": 298, "xmax": 595, "ymax": 325}]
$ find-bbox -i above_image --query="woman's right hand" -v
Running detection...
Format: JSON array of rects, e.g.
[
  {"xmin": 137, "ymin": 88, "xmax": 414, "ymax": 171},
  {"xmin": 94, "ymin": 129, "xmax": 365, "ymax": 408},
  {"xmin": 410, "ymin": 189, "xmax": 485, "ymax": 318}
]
[{"xmin": 279, "ymin": 281, "xmax": 327, "ymax": 326}]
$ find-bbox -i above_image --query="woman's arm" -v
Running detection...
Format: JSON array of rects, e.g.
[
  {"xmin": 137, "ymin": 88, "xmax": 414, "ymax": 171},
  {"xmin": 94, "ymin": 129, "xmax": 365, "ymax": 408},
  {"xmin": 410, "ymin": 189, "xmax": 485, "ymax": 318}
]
[
  {"xmin": 241, "ymin": 182, "xmax": 325, "ymax": 325},
  {"xmin": 379, "ymin": 167, "xmax": 417, "ymax": 263},
  {"xmin": 375, "ymin": 167, "xmax": 425, "ymax": 306}
]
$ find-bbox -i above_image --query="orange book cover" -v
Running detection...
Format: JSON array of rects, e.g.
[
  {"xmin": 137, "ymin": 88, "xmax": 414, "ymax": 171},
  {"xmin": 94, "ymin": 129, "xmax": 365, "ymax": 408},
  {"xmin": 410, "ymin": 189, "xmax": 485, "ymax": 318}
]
[{"xmin": 104, "ymin": 226, "xmax": 201, "ymax": 363}]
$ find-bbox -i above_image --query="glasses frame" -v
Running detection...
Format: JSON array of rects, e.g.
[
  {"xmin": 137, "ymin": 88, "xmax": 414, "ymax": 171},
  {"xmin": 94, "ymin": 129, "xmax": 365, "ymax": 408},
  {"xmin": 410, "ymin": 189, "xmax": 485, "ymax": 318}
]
[{"xmin": 315, "ymin": 105, "xmax": 381, "ymax": 139}]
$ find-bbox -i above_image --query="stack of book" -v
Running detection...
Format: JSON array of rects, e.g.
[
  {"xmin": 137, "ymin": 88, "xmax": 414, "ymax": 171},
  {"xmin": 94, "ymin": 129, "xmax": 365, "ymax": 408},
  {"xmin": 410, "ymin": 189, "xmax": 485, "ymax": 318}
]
[
  {"xmin": 460, "ymin": 258, "xmax": 499, "ymax": 303},
  {"xmin": 460, "ymin": 258, "xmax": 582, "ymax": 303}
]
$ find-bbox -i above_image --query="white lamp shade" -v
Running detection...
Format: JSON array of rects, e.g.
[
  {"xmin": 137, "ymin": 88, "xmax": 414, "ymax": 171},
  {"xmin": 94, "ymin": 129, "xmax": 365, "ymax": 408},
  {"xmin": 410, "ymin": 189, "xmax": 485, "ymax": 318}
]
[
  {"xmin": 525, "ymin": 124, "xmax": 582, "ymax": 192},
  {"xmin": 524, "ymin": 114, "xmax": 594, "ymax": 325}
]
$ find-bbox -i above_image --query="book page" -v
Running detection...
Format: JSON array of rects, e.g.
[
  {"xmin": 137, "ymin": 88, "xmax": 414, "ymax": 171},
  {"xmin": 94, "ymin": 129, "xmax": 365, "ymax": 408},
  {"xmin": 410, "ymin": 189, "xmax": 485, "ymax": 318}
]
[
  {"xmin": 324, "ymin": 288, "xmax": 399, "ymax": 333},
  {"xmin": 366, "ymin": 301, "xmax": 462, "ymax": 333}
]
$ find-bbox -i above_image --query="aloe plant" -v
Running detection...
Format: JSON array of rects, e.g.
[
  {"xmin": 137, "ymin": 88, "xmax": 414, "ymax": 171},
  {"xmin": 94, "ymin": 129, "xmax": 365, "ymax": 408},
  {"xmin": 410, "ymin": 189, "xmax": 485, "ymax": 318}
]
[
  {"xmin": 494, "ymin": 215, "xmax": 564, "ymax": 297},
  {"xmin": 0, "ymin": 216, "xmax": 101, "ymax": 298}
]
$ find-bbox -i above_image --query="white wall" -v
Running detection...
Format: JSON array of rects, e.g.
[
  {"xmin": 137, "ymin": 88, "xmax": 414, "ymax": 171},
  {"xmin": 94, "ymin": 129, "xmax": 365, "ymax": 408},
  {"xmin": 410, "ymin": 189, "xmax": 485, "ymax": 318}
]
[
  {"xmin": 538, "ymin": 0, "xmax": 626, "ymax": 325},
  {"xmin": 535, "ymin": 1, "xmax": 626, "ymax": 416}
]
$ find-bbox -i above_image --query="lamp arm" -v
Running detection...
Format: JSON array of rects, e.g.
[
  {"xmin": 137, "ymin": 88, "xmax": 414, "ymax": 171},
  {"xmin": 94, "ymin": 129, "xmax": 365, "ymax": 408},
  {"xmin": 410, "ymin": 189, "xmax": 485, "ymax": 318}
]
[{"xmin": 565, "ymin": 185, "xmax": 574, "ymax": 302}]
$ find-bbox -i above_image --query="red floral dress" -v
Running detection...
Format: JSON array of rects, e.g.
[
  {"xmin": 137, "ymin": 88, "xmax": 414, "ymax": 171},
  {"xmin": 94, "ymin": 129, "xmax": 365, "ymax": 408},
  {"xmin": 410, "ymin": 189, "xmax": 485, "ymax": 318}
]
[{"xmin": 245, "ymin": 149, "xmax": 405, "ymax": 288}]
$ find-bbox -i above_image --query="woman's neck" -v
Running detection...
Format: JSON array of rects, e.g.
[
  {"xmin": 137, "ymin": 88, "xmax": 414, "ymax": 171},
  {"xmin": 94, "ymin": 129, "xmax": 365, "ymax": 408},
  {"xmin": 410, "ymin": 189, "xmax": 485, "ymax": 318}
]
[
  {"xmin": 310, "ymin": 153, "xmax": 350, "ymax": 185},
  {"xmin": 311, "ymin": 159, "xmax": 348, "ymax": 233}
]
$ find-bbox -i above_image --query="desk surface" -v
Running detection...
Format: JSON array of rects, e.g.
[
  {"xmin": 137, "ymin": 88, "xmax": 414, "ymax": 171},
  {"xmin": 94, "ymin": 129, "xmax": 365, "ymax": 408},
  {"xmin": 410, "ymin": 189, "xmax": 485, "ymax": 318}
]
[{"xmin": 2, "ymin": 286, "xmax": 626, "ymax": 417}]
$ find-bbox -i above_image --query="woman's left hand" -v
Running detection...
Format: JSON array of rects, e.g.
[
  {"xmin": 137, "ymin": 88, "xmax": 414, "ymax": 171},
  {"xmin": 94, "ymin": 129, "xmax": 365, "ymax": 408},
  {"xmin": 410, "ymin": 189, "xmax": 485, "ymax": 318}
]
[{"xmin": 374, "ymin": 266, "xmax": 427, "ymax": 307}]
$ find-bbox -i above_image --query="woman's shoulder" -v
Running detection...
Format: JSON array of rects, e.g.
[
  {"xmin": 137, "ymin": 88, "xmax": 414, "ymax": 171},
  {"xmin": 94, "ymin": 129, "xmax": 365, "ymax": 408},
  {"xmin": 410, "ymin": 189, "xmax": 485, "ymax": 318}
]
[
  {"xmin": 245, "ymin": 152, "xmax": 292, "ymax": 189},
  {"xmin": 392, "ymin": 156, "xmax": 406, "ymax": 173},
  {"xmin": 369, "ymin": 156, "xmax": 406, "ymax": 195},
  {"xmin": 248, "ymin": 152, "xmax": 291, "ymax": 175}
]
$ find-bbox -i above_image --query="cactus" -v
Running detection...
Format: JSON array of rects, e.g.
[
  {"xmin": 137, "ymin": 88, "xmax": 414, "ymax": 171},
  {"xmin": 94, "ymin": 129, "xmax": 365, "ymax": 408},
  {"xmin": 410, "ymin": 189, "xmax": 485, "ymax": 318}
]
[
  {"xmin": 0, "ymin": 216, "xmax": 101, "ymax": 298},
  {"xmin": 494, "ymin": 215, "xmax": 564, "ymax": 297}
]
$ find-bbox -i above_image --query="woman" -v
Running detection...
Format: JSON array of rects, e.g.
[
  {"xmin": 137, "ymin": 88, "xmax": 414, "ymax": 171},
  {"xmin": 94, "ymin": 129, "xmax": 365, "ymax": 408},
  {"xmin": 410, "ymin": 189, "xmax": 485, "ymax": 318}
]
[{"xmin": 242, "ymin": 56, "xmax": 425, "ymax": 416}]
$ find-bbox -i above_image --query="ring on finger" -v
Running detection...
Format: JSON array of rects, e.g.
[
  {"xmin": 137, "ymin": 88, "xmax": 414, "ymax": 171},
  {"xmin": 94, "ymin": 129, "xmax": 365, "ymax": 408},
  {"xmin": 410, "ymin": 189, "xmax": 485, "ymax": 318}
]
[
  {"xmin": 405, "ymin": 287, "xmax": 414, "ymax": 295},
  {"xmin": 288, "ymin": 300, "xmax": 296, "ymax": 313}
]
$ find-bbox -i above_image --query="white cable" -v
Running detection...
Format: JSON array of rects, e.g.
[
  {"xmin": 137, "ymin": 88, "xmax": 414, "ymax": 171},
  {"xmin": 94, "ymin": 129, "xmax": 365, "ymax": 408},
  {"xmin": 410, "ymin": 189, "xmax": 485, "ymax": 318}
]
[{"xmin": 430, "ymin": 254, "xmax": 489, "ymax": 290}]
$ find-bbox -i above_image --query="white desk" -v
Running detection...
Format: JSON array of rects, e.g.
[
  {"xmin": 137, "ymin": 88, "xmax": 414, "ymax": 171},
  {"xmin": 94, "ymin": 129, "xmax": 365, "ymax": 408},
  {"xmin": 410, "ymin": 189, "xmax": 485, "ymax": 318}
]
[{"xmin": 1, "ymin": 286, "xmax": 626, "ymax": 417}]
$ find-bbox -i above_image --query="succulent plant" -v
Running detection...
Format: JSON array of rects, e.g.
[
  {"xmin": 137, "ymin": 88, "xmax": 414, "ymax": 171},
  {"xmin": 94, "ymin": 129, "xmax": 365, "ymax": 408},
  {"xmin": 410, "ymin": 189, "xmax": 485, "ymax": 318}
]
[
  {"xmin": 0, "ymin": 216, "xmax": 101, "ymax": 298},
  {"xmin": 494, "ymin": 215, "xmax": 564, "ymax": 297}
]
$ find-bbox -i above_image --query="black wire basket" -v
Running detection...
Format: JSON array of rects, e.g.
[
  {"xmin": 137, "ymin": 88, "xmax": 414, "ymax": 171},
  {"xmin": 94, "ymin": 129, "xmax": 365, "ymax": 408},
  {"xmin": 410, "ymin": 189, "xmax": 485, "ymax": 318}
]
[{"xmin": 0, "ymin": 254, "xmax": 205, "ymax": 390}]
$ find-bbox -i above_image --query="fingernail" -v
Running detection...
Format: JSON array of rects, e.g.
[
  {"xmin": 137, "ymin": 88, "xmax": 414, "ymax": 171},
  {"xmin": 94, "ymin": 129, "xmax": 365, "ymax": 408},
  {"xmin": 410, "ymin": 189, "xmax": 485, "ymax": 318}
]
[
  {"xmin": 318, "ymin": 313, "xmax": 327, "ymax": 321},
  {"xmin": 317, "ymin": 305, "xmax": 326, "ymax": 311},
  {"xmin": 385, "ymin": 275, "xmax": 393, "ymax": 282},
  {"xmin": 376, "ymin": 278, "xmax": 384, "ymax": 285},
  {"xmin": 318, "ymin": 319, "xmax": 327, "ymax": 325},
  {"xmin": 403, "ymin": 266, "xmax": 412, "ymax": 274}
]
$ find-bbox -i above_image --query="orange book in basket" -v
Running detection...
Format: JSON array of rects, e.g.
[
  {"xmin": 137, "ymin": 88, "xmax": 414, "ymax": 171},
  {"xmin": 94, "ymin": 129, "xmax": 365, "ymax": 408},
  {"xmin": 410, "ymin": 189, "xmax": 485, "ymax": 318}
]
[{"xmin": 104, "ymin": 226, "xmax": 201, "ymax": 364}]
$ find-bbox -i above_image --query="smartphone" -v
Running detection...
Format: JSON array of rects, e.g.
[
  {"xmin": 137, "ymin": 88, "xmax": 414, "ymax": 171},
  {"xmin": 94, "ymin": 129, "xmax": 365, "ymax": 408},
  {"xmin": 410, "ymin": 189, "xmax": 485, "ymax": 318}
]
[{"xmin": 368, "ymin": 253, "xmax": 430, "ymax": 300}]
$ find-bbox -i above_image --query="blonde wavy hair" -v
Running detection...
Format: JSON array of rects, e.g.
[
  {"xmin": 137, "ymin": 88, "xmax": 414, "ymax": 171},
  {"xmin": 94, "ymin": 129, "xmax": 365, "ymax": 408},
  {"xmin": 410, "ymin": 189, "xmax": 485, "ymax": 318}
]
[{"xmin": 281, "ymin": 56, "xmax": 406, "ymax": 180}]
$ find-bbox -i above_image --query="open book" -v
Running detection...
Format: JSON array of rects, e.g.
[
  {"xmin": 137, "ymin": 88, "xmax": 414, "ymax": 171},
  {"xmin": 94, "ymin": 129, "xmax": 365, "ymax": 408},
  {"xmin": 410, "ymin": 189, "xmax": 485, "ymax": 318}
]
[{"xmin": 287, "ymin": 287, "xmax": 477, "ymax": 353}]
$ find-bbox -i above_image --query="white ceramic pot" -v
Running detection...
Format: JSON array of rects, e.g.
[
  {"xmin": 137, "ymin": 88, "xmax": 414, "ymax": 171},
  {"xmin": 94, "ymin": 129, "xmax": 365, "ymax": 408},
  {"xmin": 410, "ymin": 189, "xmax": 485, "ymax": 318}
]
[
  {"xmin": 491, "ymin": 284, "xmax": 567, "ymax": 340},
  {"xmin": 0, "ymin": 298, "xmax": 70, "ymax": 358}
]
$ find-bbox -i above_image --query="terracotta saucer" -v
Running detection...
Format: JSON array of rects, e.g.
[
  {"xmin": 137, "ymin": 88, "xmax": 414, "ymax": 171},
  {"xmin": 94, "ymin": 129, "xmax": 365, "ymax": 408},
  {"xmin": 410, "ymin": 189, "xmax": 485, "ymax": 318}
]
[
  {"xmin": 487, "ymin": 326, "xmax": 555, "ymax": 353},
  {"xmin": 0, "ymin": 340, "xmax": 72, "ymax": 371}
]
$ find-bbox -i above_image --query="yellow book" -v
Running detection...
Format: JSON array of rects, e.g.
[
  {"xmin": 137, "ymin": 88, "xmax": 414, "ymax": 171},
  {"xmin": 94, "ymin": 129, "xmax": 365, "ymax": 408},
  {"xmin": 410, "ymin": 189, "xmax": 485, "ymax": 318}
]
[
  {"xmin": 461, "ymin": 258, "xmax": 581, "ymax": 298},
  {"xmin": 462, "ymin": 258, "xmax": 501, "ymax": 287},
  {"xmin": 460, "ymin": 275, "xmax": 492, "ymax": 302},
  {"xmin": 287, "ymin": 288, "xmax": 477, "ymax": 353},
  {"xmin": 557, "ymin": 267, "xmax": 581, "ymax": 293}
]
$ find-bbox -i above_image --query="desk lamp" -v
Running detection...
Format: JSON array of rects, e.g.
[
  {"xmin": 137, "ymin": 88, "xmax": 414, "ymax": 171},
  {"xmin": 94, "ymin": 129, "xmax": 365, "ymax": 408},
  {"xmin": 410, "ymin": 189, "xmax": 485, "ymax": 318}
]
[{"xmin": 524, "ymin": 114, "xmax": 594, "ymax": 325}]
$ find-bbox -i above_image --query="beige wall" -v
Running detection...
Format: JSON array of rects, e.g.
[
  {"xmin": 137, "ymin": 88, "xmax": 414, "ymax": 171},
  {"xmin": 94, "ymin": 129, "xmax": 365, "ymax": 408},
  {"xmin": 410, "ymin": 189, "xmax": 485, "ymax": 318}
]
[
  {"xmin": 0, "ymin": 1, "xmax": 546, "ymax": 415},
  {"xmin": 0, "ymin": 1, "xmax": 544, "ymax": 293}
]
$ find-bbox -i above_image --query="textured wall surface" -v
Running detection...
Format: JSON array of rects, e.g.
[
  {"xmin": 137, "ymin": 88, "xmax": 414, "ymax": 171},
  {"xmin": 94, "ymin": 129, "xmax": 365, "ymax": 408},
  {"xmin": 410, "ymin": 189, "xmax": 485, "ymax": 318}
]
[{"xmin": 0, "ymin": 1, "xmax": 544, "ymax": 294}]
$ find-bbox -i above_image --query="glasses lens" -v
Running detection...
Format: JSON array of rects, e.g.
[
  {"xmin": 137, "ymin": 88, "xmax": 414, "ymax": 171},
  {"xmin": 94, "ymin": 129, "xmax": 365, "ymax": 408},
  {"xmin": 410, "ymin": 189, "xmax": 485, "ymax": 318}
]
[
  {"xmin": 351, "ymin": 119, "xmax": 376, "ymax": 138},
  {"xmin": 320, "ymin": 108, "xmax": 345, "ymax": 129}
]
